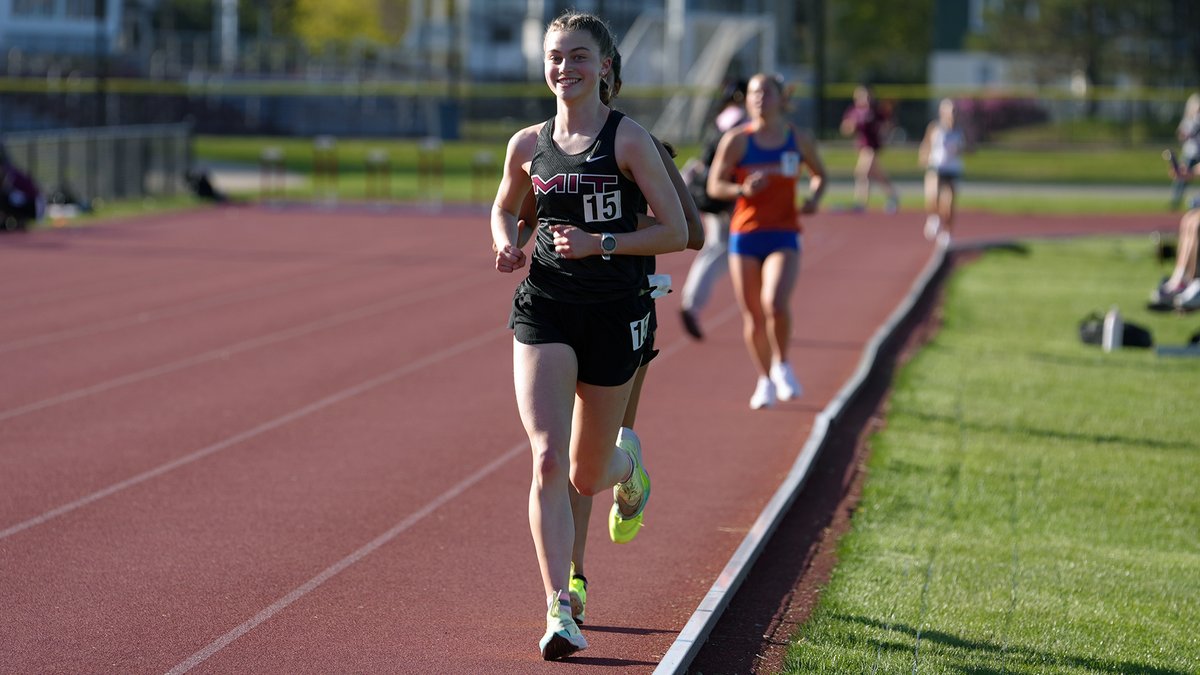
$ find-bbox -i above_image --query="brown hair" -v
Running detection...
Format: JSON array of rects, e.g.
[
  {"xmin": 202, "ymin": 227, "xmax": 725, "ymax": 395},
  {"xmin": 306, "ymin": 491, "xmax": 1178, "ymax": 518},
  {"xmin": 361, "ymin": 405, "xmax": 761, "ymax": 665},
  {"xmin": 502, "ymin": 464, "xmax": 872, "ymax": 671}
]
[
  {"xmin": 600, "ymin": 50, "xmax": 623, "ymax": 106},
  {"xmin": 546, "ymin": 11, "xmax": 617, "ymax": 62}
]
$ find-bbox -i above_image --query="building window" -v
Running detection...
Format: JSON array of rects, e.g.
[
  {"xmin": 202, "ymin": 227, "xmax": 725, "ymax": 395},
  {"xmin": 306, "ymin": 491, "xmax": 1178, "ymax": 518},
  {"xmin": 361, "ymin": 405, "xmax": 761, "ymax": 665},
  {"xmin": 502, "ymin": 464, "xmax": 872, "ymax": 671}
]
[
  {"xmin": 65, "ymin": 0, "xmax": 103, "ymax": 19},
  {"xmin": 12, "ymin": 0, "xmax": 56, "ymax": 18}
]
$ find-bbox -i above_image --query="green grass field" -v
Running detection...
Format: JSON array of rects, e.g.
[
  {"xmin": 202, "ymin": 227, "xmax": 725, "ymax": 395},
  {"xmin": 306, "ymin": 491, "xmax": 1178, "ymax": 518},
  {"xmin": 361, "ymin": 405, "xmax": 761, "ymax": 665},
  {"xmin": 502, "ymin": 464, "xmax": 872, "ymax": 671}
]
[{"xmin": 784, "ymin": 238, "xmax": 1200, "ymax": 673}]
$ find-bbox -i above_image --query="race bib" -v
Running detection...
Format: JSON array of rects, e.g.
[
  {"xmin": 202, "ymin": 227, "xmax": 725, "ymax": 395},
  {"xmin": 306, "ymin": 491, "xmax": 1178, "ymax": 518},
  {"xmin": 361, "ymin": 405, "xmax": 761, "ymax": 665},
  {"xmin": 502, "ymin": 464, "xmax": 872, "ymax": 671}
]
[{"xmin": 583, "ymin": 190, "xmax": 622, "ymax": 223}]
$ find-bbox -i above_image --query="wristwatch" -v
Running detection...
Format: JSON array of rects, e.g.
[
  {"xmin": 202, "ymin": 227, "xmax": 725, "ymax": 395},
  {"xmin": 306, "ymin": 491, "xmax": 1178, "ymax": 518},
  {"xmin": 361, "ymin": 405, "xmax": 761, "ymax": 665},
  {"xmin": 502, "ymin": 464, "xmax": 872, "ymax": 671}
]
[{"xmin": 600, "ymin": 232, "xmax": 617, "ymax": 260}]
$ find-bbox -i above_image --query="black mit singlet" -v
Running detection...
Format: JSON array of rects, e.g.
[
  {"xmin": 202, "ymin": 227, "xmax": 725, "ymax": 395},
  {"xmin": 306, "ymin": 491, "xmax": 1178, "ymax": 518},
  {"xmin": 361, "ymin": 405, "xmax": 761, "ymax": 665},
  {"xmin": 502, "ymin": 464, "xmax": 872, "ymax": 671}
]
[{"xmin": 520, "ymin": 110, "xmax": 646, "ymax": 304}]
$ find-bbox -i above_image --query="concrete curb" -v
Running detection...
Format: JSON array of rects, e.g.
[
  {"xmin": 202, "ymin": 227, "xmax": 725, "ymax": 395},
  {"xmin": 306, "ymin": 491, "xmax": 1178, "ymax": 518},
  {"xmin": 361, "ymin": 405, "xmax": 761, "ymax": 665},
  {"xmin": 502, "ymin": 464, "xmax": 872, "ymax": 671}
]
[{"xmin": 653, "ymin": 241, "xmax": 952, "ymax": 675}]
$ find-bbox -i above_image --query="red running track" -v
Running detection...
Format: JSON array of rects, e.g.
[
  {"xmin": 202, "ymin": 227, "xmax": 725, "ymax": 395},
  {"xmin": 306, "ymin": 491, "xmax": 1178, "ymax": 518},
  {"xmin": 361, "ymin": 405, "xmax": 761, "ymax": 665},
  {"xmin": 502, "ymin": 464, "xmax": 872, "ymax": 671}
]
[{"xmin": 0, "ymin": 205, "xmax": 1170, "ymax": 673}]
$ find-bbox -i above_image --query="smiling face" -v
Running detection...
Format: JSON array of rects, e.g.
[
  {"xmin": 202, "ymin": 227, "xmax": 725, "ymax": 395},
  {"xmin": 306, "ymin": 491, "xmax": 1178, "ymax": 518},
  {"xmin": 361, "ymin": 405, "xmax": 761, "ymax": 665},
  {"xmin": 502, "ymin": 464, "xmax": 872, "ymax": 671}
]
[{"xmin": 544, "ymin": 29, "xmax": 609, "ymax": 103}]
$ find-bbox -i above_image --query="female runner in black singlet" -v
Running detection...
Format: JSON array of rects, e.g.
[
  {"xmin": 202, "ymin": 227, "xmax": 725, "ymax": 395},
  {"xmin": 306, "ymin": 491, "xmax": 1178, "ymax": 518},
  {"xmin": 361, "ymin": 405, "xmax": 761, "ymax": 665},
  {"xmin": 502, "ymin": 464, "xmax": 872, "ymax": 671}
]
[{"xmin": 489, "ymin": 10, "xmax": 688, "ymax": 661}]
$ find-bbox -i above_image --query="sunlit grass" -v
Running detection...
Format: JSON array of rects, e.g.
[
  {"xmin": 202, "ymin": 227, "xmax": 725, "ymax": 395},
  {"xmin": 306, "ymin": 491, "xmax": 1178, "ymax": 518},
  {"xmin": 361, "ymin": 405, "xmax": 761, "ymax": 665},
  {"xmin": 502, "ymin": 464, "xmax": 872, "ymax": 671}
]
[{"xmin": 784, "ymin": 237, "xmax": 1200, "ymax": 674}]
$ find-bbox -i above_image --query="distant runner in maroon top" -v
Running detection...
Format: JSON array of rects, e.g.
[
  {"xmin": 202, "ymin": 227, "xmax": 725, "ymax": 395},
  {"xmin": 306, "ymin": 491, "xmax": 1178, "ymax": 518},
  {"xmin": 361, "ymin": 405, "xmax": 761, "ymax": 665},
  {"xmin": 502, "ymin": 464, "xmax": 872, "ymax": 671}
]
[{"xmin": 840, "ymin": 84, "xmax": 899, "ymax": 213}]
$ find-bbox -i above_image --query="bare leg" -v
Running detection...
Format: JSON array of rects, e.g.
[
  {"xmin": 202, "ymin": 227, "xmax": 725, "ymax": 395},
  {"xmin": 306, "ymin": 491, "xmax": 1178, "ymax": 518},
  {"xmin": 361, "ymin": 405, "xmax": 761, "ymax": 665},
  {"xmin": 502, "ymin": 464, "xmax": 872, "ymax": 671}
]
[
  {"xmin": 924, "ymin": 171, "xmax": 939, "ymax": 217},
  {"xmin": 570, "ymin": 361, "xmax": 649, "ymax": 576},
  {"xmin": 729, "ymin": 254, "xmax": 772, "ymax": 376},
  {"xmin": 938, "ymin": 179, "xmax": 957, "ymax": 235},
  {"xmin": 853, "ymin": 148, "xmax": 875, "ymax": 206},
  {"xmin": 568, "ymin": 486, "xmax": 591, "ymax": 577},
  {"xmin": 568, "ymin": 381, "xmax": 636, "ymax": 498},
  {"xmin": 1168, "ymin": 209, "xmax": 1200, "ymax": 287},
  {"xmin": 760, "ymin": 248, "xmax": 801, "ymax": 365},
  {"xmin": 867, "ymin": 150, "xmax": 898, "ymax": 204},
  {"xmin": 513, "ymin": 341, "xmax": 581, "ymax": 600},
  {"xmin": 622, "ymin": 363, "xmax": 650, "ymax": 429}
]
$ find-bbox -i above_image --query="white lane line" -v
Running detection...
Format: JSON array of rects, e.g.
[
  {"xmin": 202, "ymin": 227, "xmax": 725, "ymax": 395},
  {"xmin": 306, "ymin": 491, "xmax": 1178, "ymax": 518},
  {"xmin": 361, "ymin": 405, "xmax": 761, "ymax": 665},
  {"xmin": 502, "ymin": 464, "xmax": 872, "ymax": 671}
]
[
  {"xmin": 653, "ymin": 244, "xmax": 949, "ymax": 674},
  {"xmin": 163, "ymin": 440, "xmax": 526, "ymax": 675},
  {"xmin": 0, "ymin": 263, "xmax": 380, "ymax": 355},
  {"xmin": 0, "ymin": 273, "xmax": 492, "ymax": 422},
  {"xmin": 160, "ymin": 297, "xmax": 731, "ymax": 671},
  {"xmin": 0, "ymin": 328, "xmax": 507, "ymax": 541},
  {"xmin": 0, "ymin": 269, "xmax": 163, "ymax": 312}
]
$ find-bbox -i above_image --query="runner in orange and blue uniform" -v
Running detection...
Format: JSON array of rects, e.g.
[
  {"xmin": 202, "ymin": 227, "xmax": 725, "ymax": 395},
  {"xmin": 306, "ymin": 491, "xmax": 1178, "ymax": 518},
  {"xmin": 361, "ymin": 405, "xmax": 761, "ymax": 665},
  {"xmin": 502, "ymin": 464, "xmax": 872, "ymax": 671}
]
[{"xmin": 707, "ymin": 73, "xmax": 826, "ymax": 409}]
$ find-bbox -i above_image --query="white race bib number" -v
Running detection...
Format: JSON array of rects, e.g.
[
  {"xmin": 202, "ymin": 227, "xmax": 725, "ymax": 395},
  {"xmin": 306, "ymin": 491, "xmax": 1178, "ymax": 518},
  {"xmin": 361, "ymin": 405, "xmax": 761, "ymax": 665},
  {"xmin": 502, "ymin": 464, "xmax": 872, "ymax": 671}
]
[
  {"xmin": 583, "ymin": 190, "xmax": 622, "ymax": 223},
  {"xmin": 629, "ymin": 311, "xmax": 650, "ymax": 351}
]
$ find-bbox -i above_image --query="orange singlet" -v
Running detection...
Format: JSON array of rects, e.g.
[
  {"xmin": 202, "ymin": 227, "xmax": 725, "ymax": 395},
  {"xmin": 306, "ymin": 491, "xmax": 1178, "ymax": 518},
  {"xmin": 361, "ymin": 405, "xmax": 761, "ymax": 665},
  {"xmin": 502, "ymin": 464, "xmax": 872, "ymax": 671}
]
[{"xmin": 729, "ymin": 127, "xmax": 802, "ymax": 235}]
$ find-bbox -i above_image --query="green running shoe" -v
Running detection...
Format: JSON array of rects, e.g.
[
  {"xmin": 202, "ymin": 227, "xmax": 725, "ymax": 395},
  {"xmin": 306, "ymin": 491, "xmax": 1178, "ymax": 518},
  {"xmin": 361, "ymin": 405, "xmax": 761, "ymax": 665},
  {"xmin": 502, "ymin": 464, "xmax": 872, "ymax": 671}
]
[
  {"xmin": 568, "ymin": 564, "xmax": 588, "ymax": 625},
  {"xmin": 608, "ymin": 427, "xmax": 650, "ymax": 544},
  {"xmin": 539, "ymin": 592, "xmax": 587, "ymax": 661}
]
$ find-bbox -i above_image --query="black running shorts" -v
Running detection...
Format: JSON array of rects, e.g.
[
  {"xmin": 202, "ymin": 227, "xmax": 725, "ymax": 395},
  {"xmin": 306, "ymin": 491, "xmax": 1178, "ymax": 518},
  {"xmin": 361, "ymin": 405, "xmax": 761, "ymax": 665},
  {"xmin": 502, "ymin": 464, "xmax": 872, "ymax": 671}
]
[{"xmin": 509, "ymin": 291, "xmax": 653, "ymax": 387}]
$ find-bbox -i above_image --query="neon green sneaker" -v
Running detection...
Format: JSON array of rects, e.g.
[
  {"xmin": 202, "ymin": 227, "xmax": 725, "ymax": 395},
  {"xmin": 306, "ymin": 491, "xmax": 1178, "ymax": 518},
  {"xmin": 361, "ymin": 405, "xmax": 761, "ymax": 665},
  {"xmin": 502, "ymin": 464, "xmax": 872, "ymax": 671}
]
[
  {"xmin": 608, "ymin": 427, "xmax": 650, "ymax": 544},
  {"xmin": 568, "ymin": 564, "xmax": 588, "ymax": 625},
  {"xmin": 539, "ymin": 591, "xmax": 588, "ymax": 661}
]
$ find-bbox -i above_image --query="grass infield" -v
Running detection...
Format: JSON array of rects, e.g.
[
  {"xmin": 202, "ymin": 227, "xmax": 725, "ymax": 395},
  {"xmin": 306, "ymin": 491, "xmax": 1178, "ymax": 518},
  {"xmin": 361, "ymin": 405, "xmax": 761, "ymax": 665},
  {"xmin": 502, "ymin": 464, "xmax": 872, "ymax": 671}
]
[{"xmin": 783, "ymin": 237, "xmax": 1200, "ymax": 673}]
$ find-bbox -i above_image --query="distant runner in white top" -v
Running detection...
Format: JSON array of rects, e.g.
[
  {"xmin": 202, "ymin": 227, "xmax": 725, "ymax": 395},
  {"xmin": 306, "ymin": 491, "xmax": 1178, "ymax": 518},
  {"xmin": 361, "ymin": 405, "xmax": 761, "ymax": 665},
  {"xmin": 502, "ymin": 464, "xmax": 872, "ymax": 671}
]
[{"xmin": 919, "ymin": 98, "xmax": 968, "ymax": 245}]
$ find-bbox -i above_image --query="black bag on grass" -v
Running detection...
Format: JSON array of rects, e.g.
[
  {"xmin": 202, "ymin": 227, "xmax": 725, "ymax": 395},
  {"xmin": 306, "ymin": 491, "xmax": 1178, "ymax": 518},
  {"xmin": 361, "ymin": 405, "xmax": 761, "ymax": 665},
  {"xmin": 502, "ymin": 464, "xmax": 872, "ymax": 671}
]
[{"xmin": 1078, "ymin": 312, "xmax": 1153, "ymax": 348}]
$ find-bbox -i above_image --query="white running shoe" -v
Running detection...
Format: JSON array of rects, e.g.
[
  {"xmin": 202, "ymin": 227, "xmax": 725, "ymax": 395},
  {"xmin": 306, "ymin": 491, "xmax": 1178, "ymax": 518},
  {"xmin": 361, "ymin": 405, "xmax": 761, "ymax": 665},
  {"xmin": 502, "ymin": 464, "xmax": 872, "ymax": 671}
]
[
  {"xmin": 539, "ymin": 592, "xmax": 588, "ymax": 661},
  {"xmin": 936, "ymin": 230, "xmax": 952, "ymax": 247},
  {"xmin": 770, "ymin": 362, "xmax": 802, "ymax": 401},
  {"xmin": 924, "ymin": 214, "xmax": 940, "ymax": 241},
  {"xmin": 750, "ymin": 376, "xmax": 776, "ymax": 410},
  {"xmin": 1175, "ymin": 279, "xmax": 1200, "ymax": 310}
]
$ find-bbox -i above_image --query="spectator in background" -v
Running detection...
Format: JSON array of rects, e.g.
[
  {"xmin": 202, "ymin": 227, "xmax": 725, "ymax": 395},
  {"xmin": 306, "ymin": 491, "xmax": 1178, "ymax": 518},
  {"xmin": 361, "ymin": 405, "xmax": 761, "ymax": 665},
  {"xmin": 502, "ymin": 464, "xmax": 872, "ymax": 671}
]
[
  {"xmin": 841, "ymin": 84, "xmax": 899, "ymax": 214},
  {"xmin": 679, "ymin": 79, "xmax": 749, "ymax": 339},
  {"xmin": 1170, "ymin": 93, "xmax": 1200, "ymax": 211},
  {"xmin": 0, "ymin": 142, "xmax": 43, "ymax": 230},
  {"xmin": 707, "ymin": 73, "xmax": 826, "ymax": 409},
  {"xmin": 1149, "ymin": 207, "xmax": 1200, "ymax": 311},
  {"xmin": 918, "ymin": 98, "xmax": 967, "ymax": 245}
]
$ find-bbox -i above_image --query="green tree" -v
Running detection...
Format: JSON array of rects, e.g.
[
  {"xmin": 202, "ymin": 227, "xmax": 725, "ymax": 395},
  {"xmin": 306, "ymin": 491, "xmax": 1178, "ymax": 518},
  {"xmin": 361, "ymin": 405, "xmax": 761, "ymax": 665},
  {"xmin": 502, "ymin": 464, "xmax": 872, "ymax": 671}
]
[
  {"xmin": 972, "ymin": 1, "xmax": 1200, "ymax": 98},
  {"xmin": 825, "ymin": 0, "xmax": 934, "ymax": 84},
  {"xmin": 294, "ymin": 0, "xmax": 391, "ymax": 50}
]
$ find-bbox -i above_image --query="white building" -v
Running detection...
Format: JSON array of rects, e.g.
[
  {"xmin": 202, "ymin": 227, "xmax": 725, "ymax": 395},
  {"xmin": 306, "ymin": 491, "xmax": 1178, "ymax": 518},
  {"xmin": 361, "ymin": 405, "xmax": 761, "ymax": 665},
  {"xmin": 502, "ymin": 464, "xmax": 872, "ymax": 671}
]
[{"xmin": 0, "ymin": 0, "xmax": 123, "ymax": 60}]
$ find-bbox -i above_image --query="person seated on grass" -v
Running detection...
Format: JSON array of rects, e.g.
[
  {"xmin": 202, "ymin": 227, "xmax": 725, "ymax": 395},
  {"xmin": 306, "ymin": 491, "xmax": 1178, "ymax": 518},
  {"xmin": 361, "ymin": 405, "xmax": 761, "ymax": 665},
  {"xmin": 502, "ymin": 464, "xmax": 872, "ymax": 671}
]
[{"xmin": 1150, "ymin": 206, "xmax": 1200, "ymax": 311}]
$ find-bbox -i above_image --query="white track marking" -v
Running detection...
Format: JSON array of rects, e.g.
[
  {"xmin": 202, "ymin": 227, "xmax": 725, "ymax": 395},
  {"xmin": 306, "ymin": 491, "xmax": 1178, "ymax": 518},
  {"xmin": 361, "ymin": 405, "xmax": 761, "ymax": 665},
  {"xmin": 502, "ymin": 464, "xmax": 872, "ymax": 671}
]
[
  {"xmin": 653, "ymin": 245, "xmax": 949, "ymax": 674},
  {"xmin": 159, "ymin": 298, "xmax": 728, "ymax": 671},
  {"xmin": 0, "ymin": 328, "xmax": 506, "ymax": 541},
  {"xmin": 163, "ymin": 440, "xmax": 526, "ymax": 675},
  {"xmin": 0, "ymin": 273, "xmax": 491, "ymax": 422},
  {"xmin": 0, "ymin": 263, "xmax": 381, "ymax": 355}
]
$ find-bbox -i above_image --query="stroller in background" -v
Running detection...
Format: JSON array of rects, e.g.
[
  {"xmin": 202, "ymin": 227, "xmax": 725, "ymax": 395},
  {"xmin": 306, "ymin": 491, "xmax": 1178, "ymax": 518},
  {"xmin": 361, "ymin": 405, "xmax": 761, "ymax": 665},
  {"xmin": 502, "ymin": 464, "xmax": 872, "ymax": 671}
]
[{"xmin": 0, "ymin": 143, "xmax": 44, "ymax": 231}]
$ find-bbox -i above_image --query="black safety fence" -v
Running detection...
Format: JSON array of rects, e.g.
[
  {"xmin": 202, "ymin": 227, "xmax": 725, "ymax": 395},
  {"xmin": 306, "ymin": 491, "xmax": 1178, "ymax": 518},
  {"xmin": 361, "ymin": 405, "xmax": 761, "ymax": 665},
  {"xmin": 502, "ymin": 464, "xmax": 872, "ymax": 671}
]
[{"xmin": 1, "ymin": 122, "xmax": 192, "ymax": 206}]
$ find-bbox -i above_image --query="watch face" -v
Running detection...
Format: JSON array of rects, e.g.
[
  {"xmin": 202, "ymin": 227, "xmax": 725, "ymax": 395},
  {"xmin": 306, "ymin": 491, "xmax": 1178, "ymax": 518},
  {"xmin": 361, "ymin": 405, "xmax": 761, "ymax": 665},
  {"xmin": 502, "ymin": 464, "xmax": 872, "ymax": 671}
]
[{"xmin": 602, "ymin": 234, "xmax": 616, "ymax": 253}]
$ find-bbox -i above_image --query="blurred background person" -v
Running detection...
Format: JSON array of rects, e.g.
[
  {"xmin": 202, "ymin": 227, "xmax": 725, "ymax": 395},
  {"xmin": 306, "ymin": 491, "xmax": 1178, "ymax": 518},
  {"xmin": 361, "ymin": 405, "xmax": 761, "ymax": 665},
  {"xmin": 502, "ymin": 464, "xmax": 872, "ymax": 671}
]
[
  {"xmin": 918, "ymin": 98, "xmax": 967, "ymax": 245},
  {"xmin": 1149, "ymin": 207, "xmax": 1200, "ymax": 311},
  {"xmin": 707, "ymin": 73, "xmax": 825, "ymax": 409},
  {"xmin": 679, "ymin": 79, "xmax": 749, "ymax": 340},
  {"xmin": 841, "ymin": 84, "xmax": 899, "ymax": 214},
  {"xmin": 1170, "ymin": 93, "xmax": 1200, "ymax": 211}
]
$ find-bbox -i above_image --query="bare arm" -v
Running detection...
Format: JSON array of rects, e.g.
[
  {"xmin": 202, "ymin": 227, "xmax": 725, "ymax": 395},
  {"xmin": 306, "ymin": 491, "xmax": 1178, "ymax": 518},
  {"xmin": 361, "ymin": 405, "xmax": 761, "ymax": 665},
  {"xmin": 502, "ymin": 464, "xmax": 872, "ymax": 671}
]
[
  {"xmin": 706, "ymin": 129, "xmax": 748, "ymax": 201},
  {"xmin": 515, "ymin": 190, "xmax": 537, "ymax": 248},
  {"xmin": 918, "ymin": 121, "xmax": 936, "ymax": 166},
  {"xmin": 796, "ymin": 129, "xmax": 826, "ymax": 214},
  {"xmin": 490, "ymin": 126, "xmax": 539, "ymax": 273},
  {"xmin": 654, "ymin": 139, "xmax": 705, "ymax": 250},
  {"xmin": 840, "ymin": 109, "xmax": 856, "ymax": 137}
]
